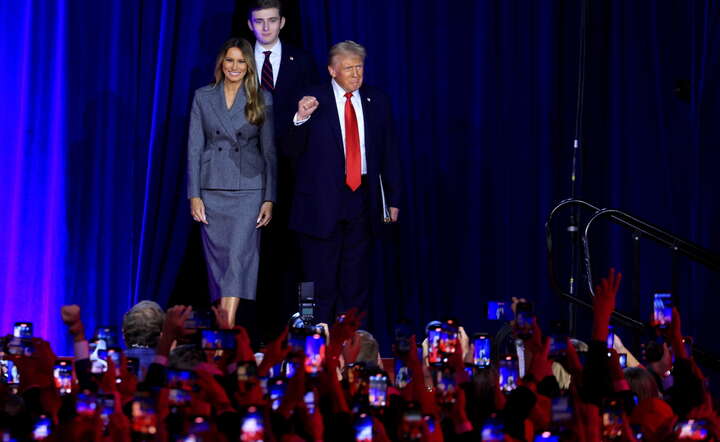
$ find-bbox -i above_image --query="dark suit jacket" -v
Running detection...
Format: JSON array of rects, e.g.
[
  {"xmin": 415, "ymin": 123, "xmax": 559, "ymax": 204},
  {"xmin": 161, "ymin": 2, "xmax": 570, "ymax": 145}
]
[
  {"xmin": 284, "ymin": 83, "xmax": 401, "ymax": 239},
  {"xmin": 268, "ymin": 42, "xmax": 319, "ymax": 144}
]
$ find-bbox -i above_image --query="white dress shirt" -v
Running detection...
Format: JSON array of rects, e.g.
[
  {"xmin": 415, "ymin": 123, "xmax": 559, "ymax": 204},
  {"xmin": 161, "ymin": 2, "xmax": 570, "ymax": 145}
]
[
  {"xmin": 330, "ymin": 79, "xmax": 367, "ymax": 174},
  {"xmin": 254, "ymin": 40, "xmax": 281, "ymax": 87}
]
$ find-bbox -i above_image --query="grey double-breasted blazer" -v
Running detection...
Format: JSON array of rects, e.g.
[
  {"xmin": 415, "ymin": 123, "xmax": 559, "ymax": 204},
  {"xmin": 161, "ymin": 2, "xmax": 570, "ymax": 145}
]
[{"xmin": 187, "ymin": 82, "xmax": 276, "ymax": 202}]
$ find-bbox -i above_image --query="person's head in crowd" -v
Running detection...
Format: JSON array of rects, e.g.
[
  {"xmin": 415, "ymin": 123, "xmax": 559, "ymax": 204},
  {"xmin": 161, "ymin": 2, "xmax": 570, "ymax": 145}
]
[
  {"xmin": 122, "ymin": 300, "xmax": 165, "ymax": 348},
  {"xmin": 169, "ymin": 344, "xmax": 207, "ymax": 371},
  {"xmin": 247, "ymin": 0, "xmax": 285, "ymax": 48},
  {"xmin": 342, "ymin": 330, "xmax": 380, "ymax": 368},
  {"xmin": 624, "ymin": 366, "xmax": 661, "ymax": 402},
  {"xmin": 327, "ymin": 40, "xmax": 366, "ymax": 93}
]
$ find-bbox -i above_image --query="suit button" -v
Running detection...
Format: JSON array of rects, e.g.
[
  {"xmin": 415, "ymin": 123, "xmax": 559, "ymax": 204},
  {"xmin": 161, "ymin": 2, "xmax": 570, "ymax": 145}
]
[
  {"xmin": 218, "ymin": 148, "xmax": 222, "ymax": 151},
  {"xmin": 235, "ymin": 148, "xmax": 239, "ymax": 152},
  {"xmin": 237, "ymin": 131, "xmax": 242, "ymax": 137},
  {"xmin": 215, "ymin": 130, "xmax": 220, "ymax": 134}
]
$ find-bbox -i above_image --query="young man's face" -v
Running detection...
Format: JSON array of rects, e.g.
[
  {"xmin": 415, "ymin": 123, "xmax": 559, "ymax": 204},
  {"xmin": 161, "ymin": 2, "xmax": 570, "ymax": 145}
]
[{"xmin": 248, "ymin": 7, "xmax": 285, "ymax": 47}]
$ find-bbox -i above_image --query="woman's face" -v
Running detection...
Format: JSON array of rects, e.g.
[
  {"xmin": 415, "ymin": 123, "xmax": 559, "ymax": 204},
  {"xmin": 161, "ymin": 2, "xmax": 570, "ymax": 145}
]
[{"xmin": 222, "ymin": 46, "xmax": 247, "ymax": 84}]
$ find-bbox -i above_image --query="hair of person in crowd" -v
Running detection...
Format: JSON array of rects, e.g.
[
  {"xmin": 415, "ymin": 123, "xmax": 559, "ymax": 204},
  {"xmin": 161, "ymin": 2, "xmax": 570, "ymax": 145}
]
[
  {"xmin": 624, "ymin": 366, "xmax": 662, "ymax": 402},
  {"xmin": 122, "ymin": 300, "xmax": 165, "ymax": 348}
]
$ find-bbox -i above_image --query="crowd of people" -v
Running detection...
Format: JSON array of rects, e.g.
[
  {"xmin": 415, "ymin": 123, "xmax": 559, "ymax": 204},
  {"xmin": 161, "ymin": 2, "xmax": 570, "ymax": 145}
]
[{"xmin": 0, "ymin": 268, "xmax": 717, "ymax": 441}]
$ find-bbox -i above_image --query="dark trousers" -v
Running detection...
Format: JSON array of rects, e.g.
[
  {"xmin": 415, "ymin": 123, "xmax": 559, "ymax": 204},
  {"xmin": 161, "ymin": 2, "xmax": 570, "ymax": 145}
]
[{"xmin": 298, "ymin": 179, "xmax": 370, "ymax": 324}]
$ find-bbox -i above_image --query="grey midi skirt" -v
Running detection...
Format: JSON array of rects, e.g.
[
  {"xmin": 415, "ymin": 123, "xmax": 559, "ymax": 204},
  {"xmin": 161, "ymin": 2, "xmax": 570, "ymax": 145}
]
[{"xmin": 200, "ymin": 189, "xmax": 263, "ymax": 301}]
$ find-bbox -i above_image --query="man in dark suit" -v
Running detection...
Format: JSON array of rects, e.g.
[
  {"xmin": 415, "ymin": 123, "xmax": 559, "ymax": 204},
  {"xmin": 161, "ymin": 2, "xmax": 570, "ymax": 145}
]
[
  {"xmin": 247, "ymin": 0, "xmax": 317, "ymax": 143},
  {"xmin": 286, "ymin": 41, "xmax": 401, "ymax": 324},
  {"xmin": 247, "ymin": 0, "xmax": 318, "ymax": 336}
]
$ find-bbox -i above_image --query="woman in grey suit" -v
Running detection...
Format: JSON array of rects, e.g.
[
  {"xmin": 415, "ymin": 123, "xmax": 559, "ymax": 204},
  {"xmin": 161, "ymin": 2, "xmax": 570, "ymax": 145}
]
[{"xmin": 187, "ymin": 38, "xmax": 276, "ymax": 326}]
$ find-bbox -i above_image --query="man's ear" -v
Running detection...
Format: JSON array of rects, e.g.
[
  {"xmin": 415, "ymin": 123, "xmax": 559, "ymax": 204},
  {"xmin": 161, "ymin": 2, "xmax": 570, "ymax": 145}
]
[
  {"xmin": 280, "ymin": 16, "xmax": 286, "ymax": 30},
  {"xmin": 247, "ymin": 19, "xmax": 253, "ymax": 32},
  {"xmin": 327, "ymin": 65, "xmax": 336, "ymax": 79}
]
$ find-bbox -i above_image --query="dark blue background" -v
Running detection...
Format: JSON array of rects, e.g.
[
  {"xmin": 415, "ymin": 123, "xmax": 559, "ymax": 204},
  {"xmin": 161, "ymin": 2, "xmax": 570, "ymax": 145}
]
[{"xmin": 0, "ymin": 0, "xmax": 718, "ymax": 358}]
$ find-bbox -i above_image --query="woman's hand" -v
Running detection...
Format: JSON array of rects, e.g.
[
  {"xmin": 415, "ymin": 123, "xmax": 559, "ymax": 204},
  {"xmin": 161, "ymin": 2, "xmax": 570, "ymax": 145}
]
[
  {"xmin": 256, "ymin": 201, "xmax": 273, "ymax": 228},
  {"xmin": 190, "ymin": 197, "xmax": 208, "ymax": 224}
]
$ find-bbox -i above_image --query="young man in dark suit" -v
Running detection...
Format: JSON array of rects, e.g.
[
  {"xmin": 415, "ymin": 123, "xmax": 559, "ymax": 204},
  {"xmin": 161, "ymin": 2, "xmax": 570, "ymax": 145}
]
[
  {"xmin": 247, "ymin": 0, "xmax": 319, "ymax": 336},
  {"xmin": 287, "ymin": 41, "xmax": 402, "ymax": 324}
]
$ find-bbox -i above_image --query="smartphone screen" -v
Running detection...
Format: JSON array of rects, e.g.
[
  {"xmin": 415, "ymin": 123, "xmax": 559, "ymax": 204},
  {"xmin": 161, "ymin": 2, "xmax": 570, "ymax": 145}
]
[
  {"xmin": 549, "ymin": 335, "xmax": 568, "ymax": 359},
  {"xmin": 487, "ymin": 301, "xmax": 507, "ymax": 320},
  {"xmin": 240, "ymin": 406, "xmax": 264, "ymax": 440},
  {"xmin": 32, "ymin": 415, "xmax": 51, "ymax": 440},
  {"xmin": 167, "ymin": 369, "xmax": 196, "ymax": 391},
  {"xmin": 269, "ymin": 378, "xmax": 286, "ymax": 411},
  {"xmin": 354, "ymin": 413, "xmax": 373, "ymax": 442},
  {"xmin": 601, "ymin": 398, "xmax": 624, "ymax": 439},
  {"xmin": 674, "ymin": 419, "xmax": 709, "ymax": 439},
  {"xmin": 439, "ymin": 321, "xmax": 459, "ymax": 355},
  {"xmin": 607, "ymin": 325, "xmax": 615, "ymax": 349},
  {"xmin": 304, "ymin": 333, "xmax": 326, "ymax": 375},
  {"xmin": 499, "ymin": 356, "xmax": 519, "ymax": 392},
  {"xmin": 200, "ymin": 329, "xmax": 237, "ymax": 350},
  {"xmin": 126, "ymin": 357, "xmax": 140, "ymax": 377},
  {"xmin": 7, "ymin": 337, "xmax": 33, "ymax": 356},
  {"xmin": 394, "ymin": 324, "xmax": 411, "ymax": 354},
  {"xmin": 534, "ymin": 432, "xmax": 560, "ymax": 441},
  {"xmin": 184, "ymin": 310, "xmax": 214, "ymax": 330},
  {"xmin": 515, "ymin": 302, "xmax": 534, "ymax": 329},
  {"xmin": 434, "ymin": 368, "xmax": 456, "ymax": 404},
  {"xmin": 237, "ymin": 361, "xmax": 258, "ymax": 382},
  {"xmin": 76, "ymin": 392, "xmax": 98, "ymax": 416},
  {"xmin": 89, "ymin": 340, "xmax": 108, "ymax": 374},
  {"xmin": 481, "ymin": 418, "xmax": 504, "ymax": 441},
  {"xmin": 304, "ymin": 391, "xmax": 316, "ymax": 414},
  {"xmin": 427, "ymin": 324, "xmax": 443, "ymax": 366},
  {"xmin": 618, "ymin": 353, "xmax": 628, "ymax": 368},
  {"xmin": 653, "ymin": 293, "xmax": 673, "ymax": 328},
  {"xmin": 107, "ymin": 347, "xmax": 122, "ymax": 376},
  {"xmin": 1, "ymin": 359, "xmax": 20, "ymax": 386},
  {"xmin": 53, "ymin": 360, "xmax": 73, "ymax": 395},
  {"xmin": 131, "ymin": 396, "xmax": 157, "ymax": 436},
  {"xmin": 551, "ymin": 396, "xmax": 573, "ymax": 424},
  {"xmin": 98, "ymin": 394, "xmax": 115, "ymax": 427},
  {"xmin": 13, "ymin": 322, "xmax": 33, "ymax": 338},
  {"xmin": 368, "ymin": 374, "xmax": 388, "ymax": 407},
  {"xmin": 95, "ymin": 326, "xmax": 118, "ymax": 348},
  {"xmin": 473, "ymin": 334, "xmax": 491, "ymax": 368},
  {"xmin": 394, "ymin": 358, "xmax": 411, "ymax": 388}
]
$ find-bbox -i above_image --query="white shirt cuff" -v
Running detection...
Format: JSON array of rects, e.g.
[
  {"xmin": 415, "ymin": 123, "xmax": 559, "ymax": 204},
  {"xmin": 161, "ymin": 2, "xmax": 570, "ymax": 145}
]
[{"xmin": 293, "ymin": 113, "xmax": 310, "ymax": 126}]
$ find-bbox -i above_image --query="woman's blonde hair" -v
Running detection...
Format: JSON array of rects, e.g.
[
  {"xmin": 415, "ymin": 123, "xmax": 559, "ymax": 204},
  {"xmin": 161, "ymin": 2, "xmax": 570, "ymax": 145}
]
[{"xmin": 213, "ymin": 37, "xmax": 265, "ymax": 125}]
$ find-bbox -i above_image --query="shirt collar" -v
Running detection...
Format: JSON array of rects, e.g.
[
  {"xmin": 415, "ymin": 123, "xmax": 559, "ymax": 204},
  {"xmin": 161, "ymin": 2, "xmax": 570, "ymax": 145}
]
[
  {"xmin": 254, "ymin": 39, "xmax": 281, "ymax": 57},
  {"xmin": 331, "ymin": 78, "xmax": 361, "ymax": 102}
]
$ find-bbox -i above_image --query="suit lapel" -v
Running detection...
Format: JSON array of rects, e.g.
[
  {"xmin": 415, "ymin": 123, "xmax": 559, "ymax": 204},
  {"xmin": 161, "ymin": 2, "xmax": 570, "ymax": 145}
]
[
  {"xmin": 359, "ymin": 86, "xmax": 373, "ymax": 163},
  {"xmin": 275, "ymin": 48, "xmax": 292, "ymax": 92},
  {"xmin": 325, "ymin": 84, "xmax": 344, "ymax": 152},
  {"xmin": 209, "ymin": 82, "xmax": 241, "ymax": 138}
]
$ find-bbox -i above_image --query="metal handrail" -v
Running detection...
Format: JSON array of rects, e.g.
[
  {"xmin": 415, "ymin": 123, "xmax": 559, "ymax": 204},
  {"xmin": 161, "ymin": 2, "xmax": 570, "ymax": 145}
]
[
  {"xmin": 545, "ymin": 199, "xmax": 645, "ymax": 329},
  {"xmin": 583, "ymin": 208, "xmax": 720, "ymax": 296},
  {"xmin": 546, "ymin": 198, "xmax": 720, "ymax": 329}
]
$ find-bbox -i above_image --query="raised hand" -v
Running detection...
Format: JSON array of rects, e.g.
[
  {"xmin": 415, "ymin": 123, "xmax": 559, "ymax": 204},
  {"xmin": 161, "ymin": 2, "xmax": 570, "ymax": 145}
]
[
  {"xmin": 592, "ymin": 268, "xmax": 622, "ymax": 342},
  {"xmin": 296, "ymin": 96, "xmax": 319, "ymax": 120}
]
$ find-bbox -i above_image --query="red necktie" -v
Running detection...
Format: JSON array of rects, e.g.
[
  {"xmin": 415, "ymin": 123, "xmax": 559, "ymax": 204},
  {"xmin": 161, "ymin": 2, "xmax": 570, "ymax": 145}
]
[
  {"xmin": 261, "ymin": 51, "xmax": 274, "ymax": 90},
  {"xmin": 344, "ymin": 92, "xmax": 361, "ymax": 191}
]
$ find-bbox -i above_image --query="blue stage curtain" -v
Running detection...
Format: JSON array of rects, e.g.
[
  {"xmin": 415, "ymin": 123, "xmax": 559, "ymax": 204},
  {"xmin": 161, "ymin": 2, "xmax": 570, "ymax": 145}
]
[
  {"xmin": 0, "ymin": 0, "xmax": 235, "ymax": 354},
  {"xmin": 298, "ymin": 0, "xmax": 720, "ymax": 350}
]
